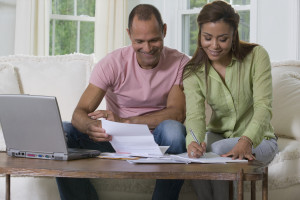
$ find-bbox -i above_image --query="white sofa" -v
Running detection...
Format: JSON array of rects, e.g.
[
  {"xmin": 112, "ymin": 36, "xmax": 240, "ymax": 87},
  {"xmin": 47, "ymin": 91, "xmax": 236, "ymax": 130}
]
[{"xmin": 0, "ymin": 54, "xmax": 299, "ymax": 200}]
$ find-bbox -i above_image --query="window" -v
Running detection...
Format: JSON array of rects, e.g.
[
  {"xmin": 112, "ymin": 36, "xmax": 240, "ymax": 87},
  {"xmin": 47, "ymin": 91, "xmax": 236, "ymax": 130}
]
[
  {"xmin": 179, "ymin": 0, "xmax": 256, "ymax": 56},
  {"xmin": 49, "ymin": 0, "xmax": 95, "ymax": 55}
]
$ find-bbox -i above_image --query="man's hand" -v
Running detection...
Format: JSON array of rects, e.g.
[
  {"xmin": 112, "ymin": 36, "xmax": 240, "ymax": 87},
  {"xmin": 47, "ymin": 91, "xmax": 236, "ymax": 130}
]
[
  {"xmin": 221, "ymin": 137, "xmax": 256, "ymax": 160},
  {"xmin": 88, "ymin": 110, "xmax": 126, "ymax": 123},
  {"xmin": 85, "ymin": 120, "xmax": 112, "ymax": 142},
  {"xmin": 187, "ymin": 141, "xmax": 206, "ymax": 158}
]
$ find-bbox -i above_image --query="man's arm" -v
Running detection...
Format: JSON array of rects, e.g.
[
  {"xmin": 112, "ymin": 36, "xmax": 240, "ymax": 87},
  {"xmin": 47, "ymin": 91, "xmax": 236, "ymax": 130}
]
[
  {"xmin": 71, "ymin": 83, "xmax": 112, "ymax": 142},
  {"xmin": 122, "ymin": 84, "xmax": 186, "ymax": 129}
]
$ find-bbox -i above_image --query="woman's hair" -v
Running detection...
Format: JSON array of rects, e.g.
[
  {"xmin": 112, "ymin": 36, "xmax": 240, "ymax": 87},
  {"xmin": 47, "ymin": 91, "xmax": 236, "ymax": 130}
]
[{"xmin": 183, "ymin": 0, "xmax": 258, "ymax": 79}]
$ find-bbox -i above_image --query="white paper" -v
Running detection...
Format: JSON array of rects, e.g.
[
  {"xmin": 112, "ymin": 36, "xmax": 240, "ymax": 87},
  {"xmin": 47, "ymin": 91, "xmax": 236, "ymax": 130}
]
[
  {"xmin": 127, "ymin": 157, "xmax": 190, "ymax": 164},
  {"xmin": 101, "ymin": 119, "xmax": 168, "ymax": 156},
  {"xmin": 170, "ymin": 152, "xmax": 248, "ymax": 164}
]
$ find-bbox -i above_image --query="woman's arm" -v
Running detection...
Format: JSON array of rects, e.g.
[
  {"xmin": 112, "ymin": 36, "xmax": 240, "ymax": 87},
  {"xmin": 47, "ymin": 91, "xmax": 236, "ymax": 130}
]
[{"xmin": 183, "ymin": 71, "xmax": 207, "ymax": 157}]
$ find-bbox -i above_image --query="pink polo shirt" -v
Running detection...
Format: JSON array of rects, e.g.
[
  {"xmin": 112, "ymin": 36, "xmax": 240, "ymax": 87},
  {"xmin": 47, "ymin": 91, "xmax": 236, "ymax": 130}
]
[{"xmin": 90, "ymin": 46, "xmax": 189, "ymax": 118}]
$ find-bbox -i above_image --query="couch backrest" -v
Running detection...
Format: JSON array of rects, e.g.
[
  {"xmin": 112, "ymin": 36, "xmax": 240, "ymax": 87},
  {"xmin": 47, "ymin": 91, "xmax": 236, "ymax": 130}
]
[{"xmin": 271, "ymin": 60, "xmax": 300, "ymax": 141}]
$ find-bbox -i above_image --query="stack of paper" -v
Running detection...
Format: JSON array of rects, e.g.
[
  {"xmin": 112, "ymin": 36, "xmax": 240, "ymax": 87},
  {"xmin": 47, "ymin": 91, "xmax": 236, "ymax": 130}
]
[
  {"xmin": 127, "ymin": 152, "xmax": 248, "ymax": 164},
  {"xmin": 170, "ymin": 152, "xmax": 248, "ymax": 164}
]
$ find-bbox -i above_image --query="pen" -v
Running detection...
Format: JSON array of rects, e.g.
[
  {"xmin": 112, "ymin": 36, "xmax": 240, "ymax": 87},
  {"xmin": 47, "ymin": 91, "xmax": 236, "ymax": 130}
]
[{"xmin": 189, "ymin": 128, "xmax": 206, "ymax": 158}]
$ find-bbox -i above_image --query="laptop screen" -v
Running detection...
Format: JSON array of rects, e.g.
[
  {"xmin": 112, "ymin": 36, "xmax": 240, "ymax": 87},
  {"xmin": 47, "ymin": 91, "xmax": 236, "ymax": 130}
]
[{"xmin": 0, "ymin": 94, "xmax": 68, "ymax": 154}]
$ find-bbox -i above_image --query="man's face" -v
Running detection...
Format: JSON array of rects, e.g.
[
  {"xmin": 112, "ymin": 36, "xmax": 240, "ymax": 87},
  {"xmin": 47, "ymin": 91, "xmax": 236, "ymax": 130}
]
[{"xmin": 127, "ymin": 15, "xmax": 166, "ymax": 69}]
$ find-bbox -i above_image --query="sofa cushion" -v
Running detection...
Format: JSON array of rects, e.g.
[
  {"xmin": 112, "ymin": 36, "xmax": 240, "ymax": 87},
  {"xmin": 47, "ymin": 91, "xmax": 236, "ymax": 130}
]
[
  {"xmin": 0, "ymin": 63, "xmax": 20, "ymax": 94},
  {"xmin": 0, "ymin": 63, "xmax": 21, "ymax": 151},
  {"xmin": 0, "ymin": 54, "xmax": 95, "ymax": 121},
  {"xmin": 271, "ymin": 60, "xmax": 300, "ymax": 140}
]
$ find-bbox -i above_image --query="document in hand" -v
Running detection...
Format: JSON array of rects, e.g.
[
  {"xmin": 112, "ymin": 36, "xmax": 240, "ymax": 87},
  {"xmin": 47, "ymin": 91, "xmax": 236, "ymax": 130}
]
[{"xmin": 101, "ymin": 119, "xmax": 168, "ymax": 156}]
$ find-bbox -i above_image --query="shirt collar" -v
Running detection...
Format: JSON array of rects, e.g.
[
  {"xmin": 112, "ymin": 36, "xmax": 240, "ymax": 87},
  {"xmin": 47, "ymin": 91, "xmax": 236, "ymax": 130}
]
[{"xmin": 197, "ymin": 55, "xmax": 237, "ymax": 73}]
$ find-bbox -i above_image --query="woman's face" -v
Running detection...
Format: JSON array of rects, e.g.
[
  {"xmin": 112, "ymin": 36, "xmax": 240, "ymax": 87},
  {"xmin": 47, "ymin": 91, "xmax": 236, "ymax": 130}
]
[{"xmin": 200, "ymin": 21, "xmax": 234, "ymax": 64}]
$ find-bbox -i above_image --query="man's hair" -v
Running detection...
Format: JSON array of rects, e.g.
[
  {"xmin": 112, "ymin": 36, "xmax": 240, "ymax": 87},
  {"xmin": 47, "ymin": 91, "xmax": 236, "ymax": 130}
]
[{"xmin": 128, "ymin": 4, "xmax": 164, "ymax": 32}]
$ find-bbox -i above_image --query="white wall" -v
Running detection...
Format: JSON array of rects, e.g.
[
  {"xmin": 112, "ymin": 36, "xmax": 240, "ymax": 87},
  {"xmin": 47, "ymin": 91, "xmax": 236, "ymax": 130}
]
[
  {"xmin": 256, "ymin": 0, "xmax": 300, "ymax": 61},
  {"xmin": 0, "ymin": 0, "xmax": 16, "ymax": 56}
]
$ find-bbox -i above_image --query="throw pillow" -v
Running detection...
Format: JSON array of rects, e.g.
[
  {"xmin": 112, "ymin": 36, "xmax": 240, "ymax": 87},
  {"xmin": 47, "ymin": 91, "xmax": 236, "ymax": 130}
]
[
  {"xmin": 0, "ymin": 63, "xmax": 21, "ymax": 151},
  {"xmin": 271, "ymin": 68, "xmax": 300, "ymax": 140},
  {"xmin": 0, "ymin": 63, "xmax": 20, "ymax": 94}
]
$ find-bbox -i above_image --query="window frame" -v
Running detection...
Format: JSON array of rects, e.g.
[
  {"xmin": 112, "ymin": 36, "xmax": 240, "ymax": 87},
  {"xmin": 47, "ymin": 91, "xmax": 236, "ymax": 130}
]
[
  {"xmin": 49, "ymin": 0, "xmax": 95, "ymax": 55},
  {"xmin": 177, "ymin": 0, "xmax": 257, "ymax": 56}
]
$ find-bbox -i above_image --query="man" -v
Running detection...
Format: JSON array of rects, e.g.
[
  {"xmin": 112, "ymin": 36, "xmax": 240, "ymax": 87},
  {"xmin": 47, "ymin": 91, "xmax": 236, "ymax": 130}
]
[{"xmin": 56, "ymin": 4, "xmax": 189, "ymax": 200}]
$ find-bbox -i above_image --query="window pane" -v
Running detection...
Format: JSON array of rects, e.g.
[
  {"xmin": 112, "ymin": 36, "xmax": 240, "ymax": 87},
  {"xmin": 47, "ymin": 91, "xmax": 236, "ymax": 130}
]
[
  {"xmin": 188, "ymin": 0, "xmax": 207, "ymax": 9},
  {"xmin": 232, "ymin": 0, "xmax": 250, "ymax": 5},
  {"xmin": 50, "ymin": 20, "xmax": 77, "ymax": 55},
  {"xmin": 189, "ymin": 0, "xmax": 250, "ymax": 8},
  {"xmin": 80, "ymin": 22, "xmax": 94, "ymax": 54},
  {"xmin": 77, "ymin": 0, "xmax": 95, "ymax": 16},
  {"xmin": 52, "ymin": 0, "xmax": 74, "ymax": 15},
  {"xmin": 182, "ymin": 14, "xmax": 198, "ymax": 56},
  {"xmin": 238, "ymin": 10, "xmax": 250, "ymax": 42}
]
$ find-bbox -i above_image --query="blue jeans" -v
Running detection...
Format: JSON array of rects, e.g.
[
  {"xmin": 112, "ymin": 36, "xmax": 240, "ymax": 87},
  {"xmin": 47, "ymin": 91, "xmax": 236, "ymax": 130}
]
[{"xmin": 56, "ymin": 120, "xmax": 186, "ymax": 200}]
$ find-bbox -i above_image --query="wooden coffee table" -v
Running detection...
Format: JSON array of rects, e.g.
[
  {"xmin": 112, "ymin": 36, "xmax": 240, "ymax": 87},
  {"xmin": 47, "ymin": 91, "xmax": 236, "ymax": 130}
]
[{"xmin": 0, "ymin": 152, "xmax": 268, "ymax": 200}]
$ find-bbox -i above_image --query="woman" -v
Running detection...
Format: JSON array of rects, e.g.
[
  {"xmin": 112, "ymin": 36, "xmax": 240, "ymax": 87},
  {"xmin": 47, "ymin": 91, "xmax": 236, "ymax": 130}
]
[{"xmin": 183, "ymin": 1, "xmax": 278, "ymax": 199}]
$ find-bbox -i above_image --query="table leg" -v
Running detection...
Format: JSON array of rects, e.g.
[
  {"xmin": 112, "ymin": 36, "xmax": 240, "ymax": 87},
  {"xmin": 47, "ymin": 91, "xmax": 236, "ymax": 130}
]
[
  {"xmin": 262, "ymin": 167, "xmax": 268, "ymax": 200},
  {"xmin": 251, "ymin": 181, "xmax": 256, "ymax": 200},
  {"xmin": 229, "ymin": 181, "xmax": 233, "ymax": 200},
  {"xmin": 6, "ymin": 174, "xmax": 10, "ymax": 200},
  {"xmin": 238, "ymin": 169, "xmax": 244, "ymax": 200}
]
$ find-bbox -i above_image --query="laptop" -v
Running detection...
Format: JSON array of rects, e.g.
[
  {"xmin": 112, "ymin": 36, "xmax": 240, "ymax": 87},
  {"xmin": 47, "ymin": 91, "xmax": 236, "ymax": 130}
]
[{"xmin": 0, "ymin": 94, "xmax": 100, "ymax": 160}]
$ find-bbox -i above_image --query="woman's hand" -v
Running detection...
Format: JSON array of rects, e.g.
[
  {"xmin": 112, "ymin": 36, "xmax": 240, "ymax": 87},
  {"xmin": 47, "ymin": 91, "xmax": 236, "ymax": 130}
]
[
  {"xmin": 187, "ymin": 141, "xmax": 206, "ymax": 158},
  {"xmin": 221, "ymin": 136, "xmax": 256, "ymax": 160}
]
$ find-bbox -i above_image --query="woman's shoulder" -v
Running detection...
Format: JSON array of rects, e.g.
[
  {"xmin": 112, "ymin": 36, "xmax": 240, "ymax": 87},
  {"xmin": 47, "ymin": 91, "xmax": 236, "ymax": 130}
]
[
  {"xmin": 242, "ymin": 45, "xmax": 270, "ymax": 64},
  {"xmin": 183, "ymin": 64, "xmax": 206, "ymax": 86},
  {"xmin": 184, "ymin": 64, "xmax": 205, "ymax": 77},
  {"xmin": 250, "ymin": 45, "xmax": 269, "ymax": 57}
]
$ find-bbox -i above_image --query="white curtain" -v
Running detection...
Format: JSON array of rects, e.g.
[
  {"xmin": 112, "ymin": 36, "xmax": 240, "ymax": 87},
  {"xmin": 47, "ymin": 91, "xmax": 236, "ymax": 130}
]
[
  {"xmin": 94, "ymin": 0, "xmax": 128, "ymax": 60},
  {"xmin": 14, "ymin": 0, "xmax": 50, "ymax": 56}
]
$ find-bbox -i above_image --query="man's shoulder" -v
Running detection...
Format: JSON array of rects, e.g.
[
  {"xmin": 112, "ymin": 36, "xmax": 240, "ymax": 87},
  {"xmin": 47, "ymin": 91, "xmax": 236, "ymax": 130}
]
[
  {"xmin": 97, "ymin": 46, "xmax": 133, "ymax": 65},
  {"xmin": 162, "ymin": 47, "xmax": 190, "ymax": 64},
  {"xmin": 163, "ymin": 46, "xmax": 188, "ymax": 56},
  {"xmin": 107, "ymin": 46, "xmax": 133, "ymax": 59}
]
